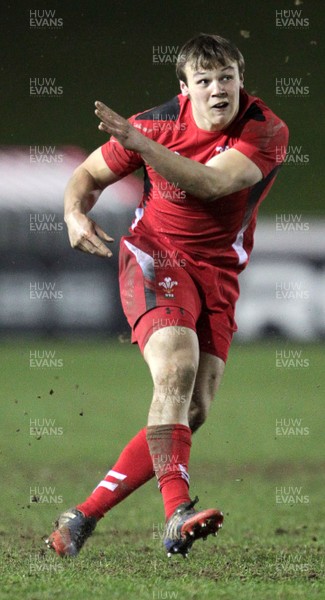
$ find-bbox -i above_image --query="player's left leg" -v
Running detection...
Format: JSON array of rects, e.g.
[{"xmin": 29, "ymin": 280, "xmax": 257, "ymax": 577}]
[{"xmin": 144, "ymin": 326, "xmax": 223, "ymax": 557}]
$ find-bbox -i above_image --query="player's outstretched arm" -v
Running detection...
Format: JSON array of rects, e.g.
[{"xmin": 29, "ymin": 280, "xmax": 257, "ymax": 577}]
[
  {"xmin": 94, "ymin": 101, "xmax": 262, "ymax": 202},
  {"xmin": 64, "ymin": 147, "xmax": 120, "ymax": 257}
]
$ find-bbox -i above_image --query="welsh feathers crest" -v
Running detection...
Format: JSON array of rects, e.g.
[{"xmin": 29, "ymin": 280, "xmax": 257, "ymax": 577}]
[{"xmin": 158, "ymin": 277, "xmax": 178, "ymax": 298}]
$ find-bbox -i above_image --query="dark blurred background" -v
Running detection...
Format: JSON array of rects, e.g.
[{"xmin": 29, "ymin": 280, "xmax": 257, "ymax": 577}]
[
  {"xmin": 2, "ymin": 0, "xmax": 323, "ymax": 212},
  {"xmin": 1, "ymin": 0, "xmax": 324, "ymax": 338}
]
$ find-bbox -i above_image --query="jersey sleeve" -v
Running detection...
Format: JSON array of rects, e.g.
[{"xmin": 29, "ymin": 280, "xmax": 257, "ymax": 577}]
[
  {"xmin": 101, "ymin": 116, "xmax": 144, "ymax": 177},
  {"xmin": 233, "ymin": 115, "xmax": 289, "ymax": 178}
]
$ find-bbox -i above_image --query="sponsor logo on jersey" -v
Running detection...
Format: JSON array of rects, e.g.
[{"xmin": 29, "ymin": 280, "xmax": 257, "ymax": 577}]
[{"xmin": 215, "ymin": 145, "xmax": 230, "ymax": 154}]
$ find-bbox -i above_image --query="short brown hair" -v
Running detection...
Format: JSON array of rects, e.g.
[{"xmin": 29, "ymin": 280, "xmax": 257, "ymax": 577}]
[{"xmin": 176, "ymin": 34, "xmax": 245, "ymax": 83}]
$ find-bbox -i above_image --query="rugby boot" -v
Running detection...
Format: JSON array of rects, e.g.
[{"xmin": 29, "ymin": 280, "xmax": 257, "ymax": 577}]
[
  {"xmin": 163, "ymin": 496, "xmax": 223, "ymax": 558},
  {"xmin": 45, "ymin": 508, "xmax": 97, "ymax": 557}
]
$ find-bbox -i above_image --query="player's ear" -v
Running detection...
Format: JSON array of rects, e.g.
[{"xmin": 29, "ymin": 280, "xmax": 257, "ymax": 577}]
[
  {"xmin": 240, "ymin": 74, "xmax": 244, "ymax": 88},
  {"xmin": 180, "ymin": 80, "xmax": 189, "ymax": 96}
]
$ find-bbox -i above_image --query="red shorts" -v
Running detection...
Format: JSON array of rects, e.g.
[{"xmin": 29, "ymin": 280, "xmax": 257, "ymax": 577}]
[{"xmin": 119, "ymin": 234, "xmax": 239, "ymax": 362}]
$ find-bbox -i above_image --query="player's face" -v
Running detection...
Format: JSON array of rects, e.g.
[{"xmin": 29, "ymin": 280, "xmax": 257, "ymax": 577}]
[{"xmin": 180, "ymin": 61, "xmax": 243, "ymax": 131}]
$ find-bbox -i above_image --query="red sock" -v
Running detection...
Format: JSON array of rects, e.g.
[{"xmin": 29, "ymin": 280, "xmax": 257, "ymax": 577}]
[
  {"xmin": 77, "ymin": 428, "xmax": 154, "ymax": 519},
  {"xmin": 146, "ymin": 424, "xmax": 192, "ymax": 520}
]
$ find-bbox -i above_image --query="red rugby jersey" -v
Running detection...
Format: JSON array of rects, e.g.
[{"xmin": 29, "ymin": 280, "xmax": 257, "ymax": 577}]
[{"xmin": 101, "ymin": 90, "xmax": 289, "ymax": 271}]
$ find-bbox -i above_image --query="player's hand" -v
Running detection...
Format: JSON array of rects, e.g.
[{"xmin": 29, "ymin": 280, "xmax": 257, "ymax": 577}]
[
  {"xmin": 65, "ymin": 212, "xmax": 114, "ymax": 257},
  {"xmin": 94, "ymin": 101, "xmax": 146, "ymax": 152}
]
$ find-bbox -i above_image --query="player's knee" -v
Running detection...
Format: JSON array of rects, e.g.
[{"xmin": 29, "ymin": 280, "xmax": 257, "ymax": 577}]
[
  {"xmin": 149, "ymin": 359, "xmax": 198, "ymax": 421},
  {"xmin": 188, "ymin": 401, "xmax": 208, "ymax": 433},
  {"xmin": 153, "ymin": 359, "xmax": 197, "ymax": 394},
  {"xmin": 207, "ymin": 370, "xmax": 219, "ymax": 397},
  {"xmin": 188, "ymin": 377, "xmax": 218, "ymax": 432}
]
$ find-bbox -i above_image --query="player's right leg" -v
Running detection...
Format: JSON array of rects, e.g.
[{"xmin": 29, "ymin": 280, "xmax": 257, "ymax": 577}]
[
  {"xmin": 189, "ymin": 351, "xmax": 225, "ymax": 432},
  {"xmin": 45, "ymin": 427, "xmax": 155, "ymax": 556}
]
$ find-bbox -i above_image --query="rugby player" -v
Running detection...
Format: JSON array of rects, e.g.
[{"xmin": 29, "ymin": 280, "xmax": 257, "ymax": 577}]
[{"xmin": 46, "ymin": 34, "xmax": 288, "ymax": 558}]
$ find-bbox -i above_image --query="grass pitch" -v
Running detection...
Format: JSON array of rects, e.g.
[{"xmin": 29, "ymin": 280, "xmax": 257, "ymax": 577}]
[{"xmin": 1, "ymin": 340, "xmax": 324, "ymax": 599}]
